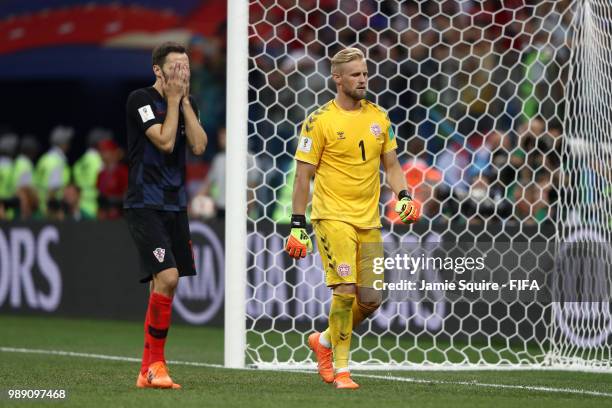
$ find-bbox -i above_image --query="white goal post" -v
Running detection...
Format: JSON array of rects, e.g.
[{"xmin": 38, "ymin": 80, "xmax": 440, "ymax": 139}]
[
  {"xmin": 225, "ymin": 0, "xmax": 249, "ymax": 369},
  {"xmin": 225, "ymin": 0, "xmax": 612, "ymax": 372}
]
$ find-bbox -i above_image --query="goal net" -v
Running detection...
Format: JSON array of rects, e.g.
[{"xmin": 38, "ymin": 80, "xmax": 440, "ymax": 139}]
[
  {"xmin": 230, "ymin": 0, "xmax": 612, "ymax": 371},
  {"xmin": 548, "ymin": 0, "xmax": 612, "ymax": 369}
]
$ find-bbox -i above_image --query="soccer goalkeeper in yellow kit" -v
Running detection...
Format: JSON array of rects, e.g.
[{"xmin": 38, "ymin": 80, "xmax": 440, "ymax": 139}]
[{"xmin": 285, "ymin": 48, "xmax": 420, "ymax": 389}]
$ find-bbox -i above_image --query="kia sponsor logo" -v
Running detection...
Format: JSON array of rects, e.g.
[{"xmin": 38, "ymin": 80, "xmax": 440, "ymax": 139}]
[
  {"xmin": 0, "ymin": 226, "xmax": 61, "ymax": 311},
  {"xmin": 173, "ymin": 221, "xmax": 225, "ymax": 324}
]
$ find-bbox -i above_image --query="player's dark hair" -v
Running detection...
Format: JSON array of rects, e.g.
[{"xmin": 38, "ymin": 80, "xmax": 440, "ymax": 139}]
[{"xmin": 152, "ymin": 42, "xmax": 186, "ymax": 67}]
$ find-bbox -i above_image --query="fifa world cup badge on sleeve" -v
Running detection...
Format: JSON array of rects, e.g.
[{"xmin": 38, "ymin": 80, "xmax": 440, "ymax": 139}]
[
  {"xmin": 138, "ymin": 105, "xmax": 155, "ymax": 123},
  {"xmin": 298, "ymin": 136, "xmax": 312, "ymax": 152}
]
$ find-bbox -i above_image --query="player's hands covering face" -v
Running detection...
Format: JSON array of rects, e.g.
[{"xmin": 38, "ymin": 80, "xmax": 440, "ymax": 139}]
[
  {"xmin": 180, "ymin": 63, "xmax": 191, "ymax": 99},
  {"xmin": 162, "ymin": 62, "xmax": 186, "ymax": 100}
]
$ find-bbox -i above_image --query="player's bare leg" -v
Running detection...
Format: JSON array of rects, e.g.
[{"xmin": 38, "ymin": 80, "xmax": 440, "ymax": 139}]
[{"xmin": 137, "ymin": 268, "xmax": 182, "ymax": 389}]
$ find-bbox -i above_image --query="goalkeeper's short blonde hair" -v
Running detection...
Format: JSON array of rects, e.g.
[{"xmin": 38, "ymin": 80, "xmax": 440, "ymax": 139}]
[{"xmin": 331, "ymin": 48, "xmax": 365, "ymax": 74}]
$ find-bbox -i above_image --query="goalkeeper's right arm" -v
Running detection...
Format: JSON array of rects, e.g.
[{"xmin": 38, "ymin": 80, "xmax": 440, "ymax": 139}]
[{"xmin": 285, "ymin": 161, "xmax": 315, "ymax": 258}]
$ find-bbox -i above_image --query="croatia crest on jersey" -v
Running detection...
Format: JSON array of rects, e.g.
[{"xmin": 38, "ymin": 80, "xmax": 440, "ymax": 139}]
[
  {"xmin": 370, "ymin": 123, "xmax": 382, "ymax": 137},
  {"xmin": 153, "ymin": 248, "xmax": 166, "ymax": 263}
]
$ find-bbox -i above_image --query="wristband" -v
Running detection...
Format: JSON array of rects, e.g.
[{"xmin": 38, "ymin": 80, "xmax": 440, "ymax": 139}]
[
  {"xmin": 398, "ymin": 190, "xmax": 412, "ymax": 201},
  {"xmin": 290, "ymin": 214, "xmax": 307, "ymax": 229}
]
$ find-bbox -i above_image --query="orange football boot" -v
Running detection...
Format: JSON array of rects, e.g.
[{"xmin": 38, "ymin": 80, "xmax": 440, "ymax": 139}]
[
  {"xmin": 307, "ymin": 332, "xmax": 334, "ymax": 383},
  {"xmin": 136, "ymin": 362, "xmax": 181, "ymax": 389},
  {"xmin": 333, "ymin": 372, "xmax": 359, "ymax": 389}
]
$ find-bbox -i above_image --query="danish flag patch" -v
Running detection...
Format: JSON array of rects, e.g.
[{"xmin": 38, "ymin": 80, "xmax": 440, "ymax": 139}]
[{"xmin": 153, "ymin": 248, "xmax": 166, "ymax": 263}]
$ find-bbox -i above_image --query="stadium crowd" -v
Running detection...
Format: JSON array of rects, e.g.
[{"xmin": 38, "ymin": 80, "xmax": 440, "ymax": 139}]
[
  {"xmin": 250, "ymin": 0, "xmax": 569, "ymax": 227},
  {"xmin": 0, "ymin": 0, "xmax": 570, "ymax": 226},
  {"xmin": 0, "ymin": 27, "xmax": 230, "ymax": 223}
]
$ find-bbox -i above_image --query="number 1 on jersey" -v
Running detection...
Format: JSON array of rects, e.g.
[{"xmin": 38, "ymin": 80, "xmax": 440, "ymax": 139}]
[{"xmin": 359, "ymin": 140, "xmax": 366, "ymax": 161}]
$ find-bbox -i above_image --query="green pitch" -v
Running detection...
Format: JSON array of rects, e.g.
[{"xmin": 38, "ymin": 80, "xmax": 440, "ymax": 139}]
[{"xmin": 1, "ymin": 315, "xmax": 612, "ymax": 408}]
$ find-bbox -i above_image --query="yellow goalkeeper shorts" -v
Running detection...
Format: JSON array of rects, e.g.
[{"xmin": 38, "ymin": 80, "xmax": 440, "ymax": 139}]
[{"xmin": 312, "ymin": 219, "xmax": 383, "ymax": 288}]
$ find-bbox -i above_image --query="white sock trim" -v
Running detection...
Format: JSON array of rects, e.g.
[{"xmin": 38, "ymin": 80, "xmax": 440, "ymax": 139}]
[
  {"xmin": 335, "ymin": 367, "xmax": 350, "ymax": 374},
  {"xmin": 319, "ymin": 332, "xmax": 331, "ymax": 349}
]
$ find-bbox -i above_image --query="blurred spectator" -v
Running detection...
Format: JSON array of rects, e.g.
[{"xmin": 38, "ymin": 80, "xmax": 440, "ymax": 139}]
[
  {"xmin": 191, "ymin": 128, "xmax": 258, "ymax": 219},
  {"xmin": 385, "ymin": 138, "xmax": 443, "ymax": 223},
  {"xmin": 458, "ymin": 173, "xmax": 513, "ymax": 225},
  {"xmin": 97, "ymin": 139, "xmax": 128, "ymax": 220},
  {"xmin": 190, "ymin": 36, "xmax": 226, "ymax": 132},
  {"xmin": 193, "ymin": 128, "xmax": 228, "ymax": 218},
  {"xmin": 204, "ymin": 128, "xmax": 228, "ymax": 217},
  {"xmin": 272, "ymin": 160, "xmax": 311, "ymax": 223},
  {"xmin": 468, "ymin": 131, "xmax": 503, "ymax": 181},
  {"xmin": 0, "ymin": 133, "xmax": 18, "ymax": 220},
  {"xmin": 0, "ymin": 133, "xmax": 18, "ymax": 200},
  {"xmin": 48, "ymin": 183, "xmax": 92, "ymax": 222},
  {"xmin": 73, "ymin": 128, "xmax": 110, "ymax": 218},
  {"xmin": 513, "ymin": 171, "xmax": 551, "ymax": 225},
  {"xmin": 434, "ymin": 136, "xmax": 472, "ymax": 194},
  {"xmin": 34, "ymin": 125, "xmax": 73, "ymax": 215},
  {"xmin": 15, "ymin": 186, "xmax": 41, "ymax": 220},
  {"xmin": 489, "ymin": 132, "xmax": 520, "ymax": 189},
  {"xmin": 46, "ymin": 198, "xmax": 64, "ymax": 221},
  {"xmin": 63, "ymin": 183, "xmax": 92, "ymax": 221},
  {"xmin": 10, "ymin": 135, "xmax": 40, "ymax": 192}
]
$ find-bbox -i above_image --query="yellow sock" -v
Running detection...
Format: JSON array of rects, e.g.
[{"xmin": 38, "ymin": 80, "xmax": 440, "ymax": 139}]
[
  {"xmin": 329, "ymin": 293, "xmax": 355, "ymax": 371},
  {"xmin": 352, "ymin": 299, "xmax": 379, "ymax": 329},
  {"xmin": 322, "ymin": 300, "xmax": 379, "ymax": 345}
]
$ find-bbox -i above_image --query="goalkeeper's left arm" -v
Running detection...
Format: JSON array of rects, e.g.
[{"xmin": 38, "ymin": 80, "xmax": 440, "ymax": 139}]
[
  {"xmin": 382, "ymin": 150, "xmax": 420, "ymax": 224},
  {"xmin": 285, "ymin": 160, "xmax": 315, "ymax": 258}
]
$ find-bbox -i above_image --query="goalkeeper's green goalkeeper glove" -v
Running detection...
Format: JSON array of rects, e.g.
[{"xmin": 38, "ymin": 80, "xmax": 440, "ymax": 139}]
[
  {"xmin": 395, "ymin": 190, "xmax": 420, "ymax": 224},
  {"xmin": 285, "ymin": 214, "xmax": 312, "ymax": 258}
]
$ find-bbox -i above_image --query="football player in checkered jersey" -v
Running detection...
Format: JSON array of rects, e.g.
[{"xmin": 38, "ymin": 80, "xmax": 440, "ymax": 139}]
[{"xmin": 124, "ymin": 42, "xmax": 207, "ymax": 389}]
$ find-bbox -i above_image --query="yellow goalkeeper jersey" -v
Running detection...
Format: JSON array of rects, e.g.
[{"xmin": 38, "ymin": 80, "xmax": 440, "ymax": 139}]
[{"xmin": 294, "ymin": 99, "xmax": 397, "ymax": 228}]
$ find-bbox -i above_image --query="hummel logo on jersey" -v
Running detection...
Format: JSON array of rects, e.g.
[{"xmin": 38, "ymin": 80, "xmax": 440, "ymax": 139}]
[
  {"xmin": 153, "ymin": 248, "xmax": 166, "ymax": 263},
  {"xmin": 336, "ymin": 131, "xmax": 345, "ymax": 140}
]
